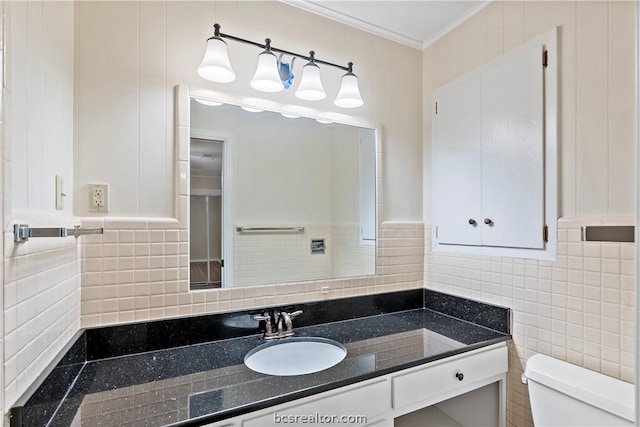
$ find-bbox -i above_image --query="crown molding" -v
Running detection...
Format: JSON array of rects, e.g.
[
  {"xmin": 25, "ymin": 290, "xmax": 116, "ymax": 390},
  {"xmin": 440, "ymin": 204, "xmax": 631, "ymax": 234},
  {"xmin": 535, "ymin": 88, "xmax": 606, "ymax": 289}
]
[
  {"xmin": 281, "ymin": 0, "xmax": 492, "ymax": 52},
  {"xmin": 281, "ymin": 0, "xmax": 423, "ymax": 50},
  {"xmin": 422, "ymin": 1, "xmax": 491, "ymax": 50}
]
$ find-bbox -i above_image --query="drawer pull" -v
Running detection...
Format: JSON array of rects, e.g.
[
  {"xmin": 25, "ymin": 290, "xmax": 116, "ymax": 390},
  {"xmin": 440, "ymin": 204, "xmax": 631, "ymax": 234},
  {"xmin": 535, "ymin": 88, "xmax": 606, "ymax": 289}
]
[{"xmin": 455, "ymin": 372, "xmax": 464, "ymax": 381}]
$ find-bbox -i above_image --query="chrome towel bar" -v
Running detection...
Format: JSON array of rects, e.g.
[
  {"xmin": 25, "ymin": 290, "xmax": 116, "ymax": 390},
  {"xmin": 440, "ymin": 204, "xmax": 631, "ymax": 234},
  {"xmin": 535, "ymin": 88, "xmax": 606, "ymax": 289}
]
[
  {"xmin": 580, "ymin": 225, "xmax": 634, "ymax": 242},
  {"xmin": 13, "ymin": 224, "xmax": 104, "ymax": 243},
  {"xmin": 235, "ymin": 226, "xmax": 305, "ymax": 233}
]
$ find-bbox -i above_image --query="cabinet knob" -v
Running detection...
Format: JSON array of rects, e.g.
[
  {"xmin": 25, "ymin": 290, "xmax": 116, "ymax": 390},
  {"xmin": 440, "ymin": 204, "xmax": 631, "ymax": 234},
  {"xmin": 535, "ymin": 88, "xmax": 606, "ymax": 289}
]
[
  {"xmin": 468, "ymin": 219, "xmax": 477, "ymax": 226},
  {"xmin": 483, "ymin": 218, "xmax": 493, "ymax": 226},
  {"xmin": 455, "ymin": 372, "xmax": 464, "ymax": 381}
]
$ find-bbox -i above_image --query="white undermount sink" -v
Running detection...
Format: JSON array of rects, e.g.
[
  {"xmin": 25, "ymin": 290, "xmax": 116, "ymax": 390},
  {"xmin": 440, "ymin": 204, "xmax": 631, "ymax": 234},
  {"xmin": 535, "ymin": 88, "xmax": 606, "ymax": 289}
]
[{"xmin": 244, "ymin": 337, "xmax": 347, "ymax": 376}]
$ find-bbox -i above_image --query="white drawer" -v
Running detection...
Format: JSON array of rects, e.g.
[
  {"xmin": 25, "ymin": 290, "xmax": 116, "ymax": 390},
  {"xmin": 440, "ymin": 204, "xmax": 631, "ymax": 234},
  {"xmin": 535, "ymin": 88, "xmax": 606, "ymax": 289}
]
[
  {"xmin": 243, "ymin": 378, "xmax": 390, "ymax": 427},
  {"xmin": 392, "ymin": 346, "xmax": 507, "ymax": 411}
]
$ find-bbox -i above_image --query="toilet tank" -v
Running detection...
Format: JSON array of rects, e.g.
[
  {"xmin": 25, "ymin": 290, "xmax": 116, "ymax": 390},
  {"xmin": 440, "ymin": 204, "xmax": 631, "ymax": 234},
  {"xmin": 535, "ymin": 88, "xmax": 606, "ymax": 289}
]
[{"xmin": 525, "ymin": 354, "xmax": 634, "ymax": 427}]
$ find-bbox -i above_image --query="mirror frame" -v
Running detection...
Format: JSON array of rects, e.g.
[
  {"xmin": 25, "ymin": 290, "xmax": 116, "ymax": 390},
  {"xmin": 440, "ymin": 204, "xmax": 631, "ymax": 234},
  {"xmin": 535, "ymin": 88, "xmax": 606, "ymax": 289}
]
[{"xmin": 175, "ymin": 85, "xmax": 382, "ymax": 292}]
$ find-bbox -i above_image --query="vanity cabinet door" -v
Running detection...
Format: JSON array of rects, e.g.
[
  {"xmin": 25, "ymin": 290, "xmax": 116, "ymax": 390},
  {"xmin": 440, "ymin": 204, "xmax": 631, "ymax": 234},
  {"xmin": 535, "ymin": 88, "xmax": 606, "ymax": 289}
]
[
  {"xmin": 432, "ymin": 75, "xmax": 483, "ymax": 246},
  {"xmin": 242, "ymin": 378, "xmax": 390, "ymax": 427}
]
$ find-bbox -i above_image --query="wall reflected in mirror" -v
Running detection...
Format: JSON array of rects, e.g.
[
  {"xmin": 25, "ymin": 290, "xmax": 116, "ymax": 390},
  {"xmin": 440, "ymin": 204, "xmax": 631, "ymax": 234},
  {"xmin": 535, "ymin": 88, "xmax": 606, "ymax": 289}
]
[
  {"xmin": 189, "ymin": 100, "xmax": 376, "ymax": 289},
  {"xmin": 190, "ymin": 139, "xmax": 224, "ymax": 289}
]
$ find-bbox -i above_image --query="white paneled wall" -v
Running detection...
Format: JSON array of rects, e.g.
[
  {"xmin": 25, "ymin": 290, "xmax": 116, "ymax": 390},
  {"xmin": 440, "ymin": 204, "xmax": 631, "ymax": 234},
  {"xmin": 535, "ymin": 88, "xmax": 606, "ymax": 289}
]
[
  {"xmin": 4, "ymin": 0, "xmax": 79, "ymax": 411},
  {"xmin": 6, "ymin": 1, "xmax": 75, "ymax": 217},
  {"xmin": 423, "ymin": 2, "xmax": 636, "ymax": 426},
  {"xmin": 0, "ymin": 0, "xmax": 5, "ymax": 417},
  {"xmin": 75, "ymin": 0, "xmax": 422, "ymax": 221},
  {"xmin": 423, "ymin": 0, "xmax": 636, "ymax": 219}
]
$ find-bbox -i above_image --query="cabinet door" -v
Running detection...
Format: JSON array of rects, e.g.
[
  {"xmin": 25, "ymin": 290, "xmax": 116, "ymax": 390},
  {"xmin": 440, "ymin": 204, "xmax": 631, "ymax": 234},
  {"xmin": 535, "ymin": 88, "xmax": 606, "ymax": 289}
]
[
  {"xmin": 432, "ymin": 75, "xmax": 482, "ymax": 246},
  {"xmin": 480, "ymin": 42, "xmax": 545, "ymax": 249},
  {"xmin": 242, "ymin": 379, "xmax": 389, "ymax": 427}
]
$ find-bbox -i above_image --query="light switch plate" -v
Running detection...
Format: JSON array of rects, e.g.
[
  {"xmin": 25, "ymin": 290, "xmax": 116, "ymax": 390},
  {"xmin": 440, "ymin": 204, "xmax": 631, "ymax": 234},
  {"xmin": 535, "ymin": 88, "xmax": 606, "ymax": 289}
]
[
  {"xmin": 89, "ymin": 184, "xmax": 109, "ymax": 212},
  {"xmin": 55, "ymin": 175, "xmax": 64, "ymax": 210}
]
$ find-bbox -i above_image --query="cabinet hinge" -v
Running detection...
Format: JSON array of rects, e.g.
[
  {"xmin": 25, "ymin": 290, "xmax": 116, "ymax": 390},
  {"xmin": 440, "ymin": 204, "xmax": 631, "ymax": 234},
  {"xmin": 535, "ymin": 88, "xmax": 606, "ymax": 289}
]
[
  {"xmin": 435, "ymin": 102, "xmax": 438, "ymax": 115},
  {"xmin": 543, "ymin": 225, "xmax": 549, "ymax": 243},
  {"xmin": 221, "ymin": 259, "xmax": 224, "ymax": 268},
  {"xmin": 542, "ymin": 49, "xmax": 549, "ymax": 68}
]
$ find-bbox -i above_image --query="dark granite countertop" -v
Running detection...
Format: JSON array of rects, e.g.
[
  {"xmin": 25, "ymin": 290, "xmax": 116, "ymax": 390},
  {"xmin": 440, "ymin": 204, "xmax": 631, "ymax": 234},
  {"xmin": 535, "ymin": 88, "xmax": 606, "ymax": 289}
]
[{"xmin": 11, "ymin": 290, "xmax": 511, "ymax": 427}]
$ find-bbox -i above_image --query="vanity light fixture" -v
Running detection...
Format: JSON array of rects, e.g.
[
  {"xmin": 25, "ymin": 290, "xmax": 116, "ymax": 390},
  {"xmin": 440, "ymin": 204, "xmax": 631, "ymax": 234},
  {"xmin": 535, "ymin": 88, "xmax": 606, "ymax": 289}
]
[
  {"xmin": 281, "ymin": 113, "xmax": 301, "ymax": 119},
  {"xmin": 198, "ymin": 23, "xmax": 364, "ymax": 108},
  {"xmin": 316, "ymin": 118, "xmax": 333, "ymax": 124}
]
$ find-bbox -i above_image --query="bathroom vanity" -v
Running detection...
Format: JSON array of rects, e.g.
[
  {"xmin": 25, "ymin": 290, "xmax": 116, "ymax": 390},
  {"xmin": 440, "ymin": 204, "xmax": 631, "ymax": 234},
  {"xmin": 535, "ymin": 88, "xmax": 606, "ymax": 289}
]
[
  {"xmin": 205, "ymin": 344, "xmax": 506, "ymax": 427},
  {"xmin": 10, "ymin": 289, "xmax": 510, "ymax": 427}
]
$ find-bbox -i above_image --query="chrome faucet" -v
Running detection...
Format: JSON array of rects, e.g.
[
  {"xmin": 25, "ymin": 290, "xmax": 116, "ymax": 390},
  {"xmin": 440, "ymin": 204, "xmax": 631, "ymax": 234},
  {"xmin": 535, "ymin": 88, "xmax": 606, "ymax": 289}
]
[
  {"xmin": 276, "ymin": 310, "xmax": 303, "ymax": 337},
  {"xmin": 254, "ymin": 309, "xmax": 303, "ymax": 339}
]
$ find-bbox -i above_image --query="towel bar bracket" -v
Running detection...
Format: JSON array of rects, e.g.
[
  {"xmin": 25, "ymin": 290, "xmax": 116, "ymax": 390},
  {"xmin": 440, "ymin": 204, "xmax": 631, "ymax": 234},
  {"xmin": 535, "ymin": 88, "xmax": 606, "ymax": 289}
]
[{"xmin": 13, "ymin": 224, "xmax": 104, "ymax": 243}]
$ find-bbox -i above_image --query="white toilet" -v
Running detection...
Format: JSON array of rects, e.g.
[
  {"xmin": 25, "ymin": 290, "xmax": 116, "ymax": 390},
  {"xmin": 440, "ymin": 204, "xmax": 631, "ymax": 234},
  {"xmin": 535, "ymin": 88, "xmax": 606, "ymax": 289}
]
[{"xmin": 524, "ymin": 354, "xmax": 634, "ymax": 426}]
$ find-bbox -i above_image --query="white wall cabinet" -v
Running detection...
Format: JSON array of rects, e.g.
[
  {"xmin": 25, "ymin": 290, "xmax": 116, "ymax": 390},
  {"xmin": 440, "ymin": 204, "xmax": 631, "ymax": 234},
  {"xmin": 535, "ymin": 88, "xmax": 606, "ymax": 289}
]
[
  {"xmin": 202, "ymin": 343, "xmax": 507, "ymax": 427},
  {"xmin": 431, "ymin": 28, "xmax": 557, "ymax": 260}
]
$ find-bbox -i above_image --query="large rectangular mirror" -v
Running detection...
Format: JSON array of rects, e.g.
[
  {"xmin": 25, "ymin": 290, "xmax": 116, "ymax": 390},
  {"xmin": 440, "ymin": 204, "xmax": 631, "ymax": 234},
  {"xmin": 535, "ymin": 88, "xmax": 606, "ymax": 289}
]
[{"xmin": 189, "ymin": 99, "xmax": 377, "ymax": 289}]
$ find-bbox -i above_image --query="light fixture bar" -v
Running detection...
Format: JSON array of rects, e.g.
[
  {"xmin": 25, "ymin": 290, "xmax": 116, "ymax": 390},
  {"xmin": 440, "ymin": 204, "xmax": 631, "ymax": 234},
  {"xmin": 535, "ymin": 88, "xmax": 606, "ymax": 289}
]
[{"xmin": 212, "ymin": 23, "xmax": 352, "ymax": 73}]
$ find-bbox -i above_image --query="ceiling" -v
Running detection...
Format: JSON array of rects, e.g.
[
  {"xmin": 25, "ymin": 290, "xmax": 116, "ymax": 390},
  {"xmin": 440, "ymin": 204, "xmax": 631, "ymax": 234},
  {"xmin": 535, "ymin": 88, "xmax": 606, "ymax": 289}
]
[{"xmin": 282, "ymin": 0, "xmax": 489, "ymax": 50}]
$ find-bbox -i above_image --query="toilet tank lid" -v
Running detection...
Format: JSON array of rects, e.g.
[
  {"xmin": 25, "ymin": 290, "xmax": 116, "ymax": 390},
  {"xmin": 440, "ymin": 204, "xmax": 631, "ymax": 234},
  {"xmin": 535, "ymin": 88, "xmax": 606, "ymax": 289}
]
[{"xmin": 525, "ymin": 354, "xmax": 634, "ymax": 423}]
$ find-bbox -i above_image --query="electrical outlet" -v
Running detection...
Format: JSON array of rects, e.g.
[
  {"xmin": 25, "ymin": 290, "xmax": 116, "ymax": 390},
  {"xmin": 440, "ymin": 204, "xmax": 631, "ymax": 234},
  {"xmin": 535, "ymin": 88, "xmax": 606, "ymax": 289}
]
[
  {"xmin": 55, "ymin": 175, "xmax": 65, "ymax": 210},
  {"xmin": 89, "ymin": 184, "xmax": 109, "ymax": 212}
]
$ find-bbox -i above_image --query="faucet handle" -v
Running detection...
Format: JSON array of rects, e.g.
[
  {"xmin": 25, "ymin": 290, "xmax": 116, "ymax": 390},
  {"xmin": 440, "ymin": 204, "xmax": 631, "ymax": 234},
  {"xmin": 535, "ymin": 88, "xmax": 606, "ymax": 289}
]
[
  {"xmin": 289, "ymin": 310, "xmax": 303, "ymax": 319},
  {"xmin": 253, "ymin": 313, "xmax": 271, "ymax": 322},
  {"xmin": 254, "ymin": 312, "xmax": 277, "ymax": 339}
]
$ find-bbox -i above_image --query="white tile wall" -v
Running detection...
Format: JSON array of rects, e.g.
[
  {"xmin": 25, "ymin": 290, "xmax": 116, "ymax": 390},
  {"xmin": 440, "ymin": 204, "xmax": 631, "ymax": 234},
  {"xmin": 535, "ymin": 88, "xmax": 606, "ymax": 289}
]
[
  {"xmin": 80, "ymin": 219, "xmax": 423, "ymax": 328},
  {"xmin": 331, "ymin": 223, "xmax": 375, "ymax": 277},
  {"xmin": 232, "ymin": 224, "xmax": 376, "ymax": 287},
  {"xmin": 424, "ymin": 217, "xmax": 635, "ymax": 427},
  {"xmin": 3, "ymin": 229, "xmax": 81, "ymax": 409},
  {"xmin": 234, "ymin": 225, "xmax": 333, "ymax": 287}
]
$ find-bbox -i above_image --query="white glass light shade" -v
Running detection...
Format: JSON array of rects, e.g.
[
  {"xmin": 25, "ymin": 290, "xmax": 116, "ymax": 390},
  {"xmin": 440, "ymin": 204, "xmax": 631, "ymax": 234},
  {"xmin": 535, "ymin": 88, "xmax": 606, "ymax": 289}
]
[
  {"xmin": 197, "ymin": 37, "xmax": 236, "ymax": 83},
  {"xmin": 295, "ymin": 63, "xmax": 326, "ymax": 101},
  {"xmin": 241, "ymin": 106, "xmax": 264, "ymax": 113},
  {"xmin": 281, "ymin": 113, "xmax": 300, "ymax": 119},
  {"xmin": 334, "ymin": 73, "xmax": 364, "ymax": 108},
  {"xmin": 316, "ymin": 118, "xmax": 332, "ymax": 124},
  {"xmin": 250, "ymin": 51, "xmax": 284, "ymax": 92}
]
